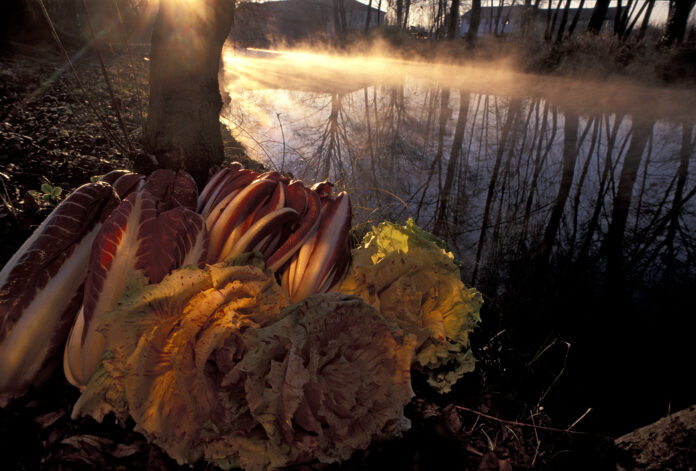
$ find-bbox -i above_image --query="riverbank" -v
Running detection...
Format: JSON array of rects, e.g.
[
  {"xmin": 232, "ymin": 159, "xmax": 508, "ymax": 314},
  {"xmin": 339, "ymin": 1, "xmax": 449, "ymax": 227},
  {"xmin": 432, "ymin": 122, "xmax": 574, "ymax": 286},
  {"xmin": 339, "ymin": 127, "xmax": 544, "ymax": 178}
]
[
  {"xmin": 1, "ymin": 37, "xmax": 694, "ymax": 470},
  {"xmin": 273, "ymin": 26, "xmax": 696, "ymax": 88}
]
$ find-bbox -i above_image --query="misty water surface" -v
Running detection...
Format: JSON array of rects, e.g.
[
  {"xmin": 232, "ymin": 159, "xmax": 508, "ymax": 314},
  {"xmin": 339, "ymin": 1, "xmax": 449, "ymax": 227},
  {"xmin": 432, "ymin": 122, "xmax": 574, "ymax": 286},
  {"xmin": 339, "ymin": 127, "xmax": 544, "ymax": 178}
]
[{"xmin": 221, "ymin": 48, "xmax": 696, "ymax": 289}]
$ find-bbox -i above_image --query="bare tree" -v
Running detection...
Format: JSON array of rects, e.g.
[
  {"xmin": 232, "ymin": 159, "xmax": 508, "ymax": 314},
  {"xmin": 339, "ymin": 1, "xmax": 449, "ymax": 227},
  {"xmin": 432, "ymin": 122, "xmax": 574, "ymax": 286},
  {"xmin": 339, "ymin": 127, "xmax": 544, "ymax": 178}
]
[
  {"xmin": 637, "ymin": 0, "xmax": 656, "ymax": 41},
  {"xmin": 566, "ymin": 0, "xmax": 586, "ymax": 37},
  {"xmin": 605, "ymin": 118, "xmax": 654, "ymax": 290},
  {"xmin": 578, "ymin": 114, "xmax": 625, "ymax": 261},
  {"xmin": 661, "ymin": 122, "xmax": 693, "ymax": 279},
  {"xmin": 467, "ymin": 0, "xmax": 481, "ymax": 44},
  {"xmin": 587, "ymin": 0, "xmax": 610, "ymax": 34},
  {"xmin": 555, "ymin": 0, "xmax": 573, "ymax": 43},
  {"xmin": 448, "ymin": 0, "xmax": 461, "ymax": 39},
  {"xmin": 434, "ymin": 90, "xmax": 470, "ymax": 237},
  {"xmin": 472, "ymin": 99, "xmax": 521, "ymax": 283},
  {"xmin": 416, "ymin": 87, "xmax": 450, "ymax": 223},
  {"xmin": 539, "ymin": 111, "xmax": 578, "ymax": 264},
  {"xmin": 660, "ymin": 0, "xmax": 696, "ymax": 46},
  {"xmin": 143, "ymin": 0, "xmax": 235, "ymax": 187}
]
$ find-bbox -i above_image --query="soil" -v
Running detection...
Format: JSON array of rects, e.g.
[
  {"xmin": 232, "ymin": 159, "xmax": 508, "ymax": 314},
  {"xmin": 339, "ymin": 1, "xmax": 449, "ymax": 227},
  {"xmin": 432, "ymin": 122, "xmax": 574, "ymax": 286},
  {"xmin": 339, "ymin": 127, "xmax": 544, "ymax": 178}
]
[{"xmin": 0, "ymin": 40, "xmax": 692, "ymax": 470}]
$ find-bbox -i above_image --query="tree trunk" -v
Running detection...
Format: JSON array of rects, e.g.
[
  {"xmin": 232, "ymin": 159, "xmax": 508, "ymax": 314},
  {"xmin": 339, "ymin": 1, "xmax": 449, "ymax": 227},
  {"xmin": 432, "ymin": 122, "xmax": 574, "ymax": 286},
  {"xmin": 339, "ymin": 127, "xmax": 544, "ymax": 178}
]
[
  {"xmin": 365, "ymin": 0, "xmax": 373, "ymax": 32},
  {"xmin": 622, "ymin": 0, "xmax": 650, "ymax": 40},
  {"xmin": 578, "ymin": 114, "xmax": 624, "ymax": 261},
  {"xmin": 434, "ymin": 90, "xmax": 470, "ymax": 237},
  {"xmin": 660, "ymin": 0, "xmax": 696, "ymax": 46},
  {"xmin": 395, "ymin": 0, "xmax": 404, "ymax": 28},
  {"xmin": 587, "ymin": 0, "xmax": 610, "ymax": 34},
  {"xmin": 663, "ymin": 122, "xmax": 693, "ymax": 279},
  {"xmin": 555, "ymin": 0, "xmax": 573, "ymax": 42},
  {"xmin": 539, "ymin": 111, "xmax": 578, "ymax": 265},
  {"xmin": 467, "ymin": 0, "xmax": 481, "ymax": 44},
  {"xmin": 472, "ymin": 100, "xmax": 521, "ymax": 283},
  {"xmin": 569, "ymin": 116, "xmax": 599, "ymax": 252},
  {"xmin": 333, "ymin": 0, "xmax": 347, "ymax": 41},
  {"xmin": 447, "ymin": 0, "xmax": 460, "ymax": 39},
  {"xmin": 143, "ymin": 0, "xmax": 234, "ymax": 188},
  {"xmin": 415, "ymin": 87, "xmax": 450, "ymax": 224},
  {"xmin": 605, "ymin": 118, "xmax": 654, "ymax": 291},
  {"xmin": 614, "ymin": 0, "xmax": 624, "ymax": 36},
  {"xmin": 637, "ymin": 0, "xmax": 655, "ymax": 41},
  {"xmin": 494, "ymin": 0, "xmax": 505, "ymax": 35},
  {"xmin": 520, "ymin": 103, "xmax": 556, "ymax": 250},
  {"xmin": 521, "ymin": 0, "xmax": 533, "ymax": 35},
  {"xmin": 338, "ymin": 0, "xmax": 347, "ymax": 35},
  {"xmin": 402, "ymin": 0, "xmax": 411, "ymax": 28},
  {"xmin": 567, "ymin": 0, "xmax": 586, "ymax": 37},
  {"xmin": 546, "ymin": 0, "xmax": 563, "ymax": 41}
]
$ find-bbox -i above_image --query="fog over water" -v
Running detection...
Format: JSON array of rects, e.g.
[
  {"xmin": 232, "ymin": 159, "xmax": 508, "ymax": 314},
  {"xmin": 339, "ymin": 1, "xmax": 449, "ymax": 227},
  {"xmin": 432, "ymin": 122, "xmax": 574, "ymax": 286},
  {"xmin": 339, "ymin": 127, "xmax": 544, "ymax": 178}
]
[{"xmin": 222, "ymin": 47, "xmax": 696, "ymax": 287}]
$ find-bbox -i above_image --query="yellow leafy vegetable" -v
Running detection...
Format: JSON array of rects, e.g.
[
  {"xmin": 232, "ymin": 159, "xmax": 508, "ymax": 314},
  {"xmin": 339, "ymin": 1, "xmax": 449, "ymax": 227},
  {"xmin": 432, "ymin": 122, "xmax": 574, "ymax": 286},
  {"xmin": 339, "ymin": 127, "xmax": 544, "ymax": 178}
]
[{"xmin": 339, "ymin": 218, "xmax": 483, "ymax": 393}]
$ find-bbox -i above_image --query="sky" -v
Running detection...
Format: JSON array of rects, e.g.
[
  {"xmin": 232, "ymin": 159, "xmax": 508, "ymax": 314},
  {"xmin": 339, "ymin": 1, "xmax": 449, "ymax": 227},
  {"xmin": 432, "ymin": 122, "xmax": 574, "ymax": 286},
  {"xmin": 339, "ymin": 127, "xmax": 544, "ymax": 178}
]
[{"xmin": 348, "ymin": 0, "xmax": 677, "ymax": 25}]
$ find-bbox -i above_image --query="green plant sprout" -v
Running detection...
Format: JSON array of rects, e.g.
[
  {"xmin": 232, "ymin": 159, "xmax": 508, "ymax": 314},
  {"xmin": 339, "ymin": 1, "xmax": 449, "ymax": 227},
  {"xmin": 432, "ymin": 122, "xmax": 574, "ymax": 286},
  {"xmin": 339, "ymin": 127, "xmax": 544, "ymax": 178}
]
[{"xmin": 28, "ymin": 183, "xmax": 63, "ymax": 204}]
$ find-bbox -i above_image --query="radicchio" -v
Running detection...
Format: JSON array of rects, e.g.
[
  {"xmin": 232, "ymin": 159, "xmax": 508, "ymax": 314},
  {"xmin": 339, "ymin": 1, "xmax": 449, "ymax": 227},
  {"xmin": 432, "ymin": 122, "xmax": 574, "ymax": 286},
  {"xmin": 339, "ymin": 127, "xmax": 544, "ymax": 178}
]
[
  {"xmin": 64, "ymin": 170, "xmax": 207, "ymax": 388},
  {"xmin": 0, "ymin": 182, "xmax": 119, "ymax": 405}
]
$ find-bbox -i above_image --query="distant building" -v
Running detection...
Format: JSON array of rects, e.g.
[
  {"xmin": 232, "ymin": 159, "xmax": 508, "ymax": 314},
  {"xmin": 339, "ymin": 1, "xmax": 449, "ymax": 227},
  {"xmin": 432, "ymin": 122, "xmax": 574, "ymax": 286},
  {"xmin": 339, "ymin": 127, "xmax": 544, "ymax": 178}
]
[
  {"xmin": 234, "ymin": 0, "xmax": 386, "ymax": 46},
  {"xmin": 459, "ymin": 5, "xmax": 618, "ymax": 36}
]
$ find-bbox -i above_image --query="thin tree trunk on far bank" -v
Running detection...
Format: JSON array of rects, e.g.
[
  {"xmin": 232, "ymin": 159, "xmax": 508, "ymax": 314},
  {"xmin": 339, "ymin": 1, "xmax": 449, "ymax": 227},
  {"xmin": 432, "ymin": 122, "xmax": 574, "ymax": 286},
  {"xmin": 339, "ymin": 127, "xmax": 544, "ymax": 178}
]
[
  {"xmin": 143, "ymin": 0, "xmax": 235, "ymax": 188},
  {"xmin": 447, "ymin": 0, "xmax": 460, "ymax": 39},
  {"xmin": 605, "ymin": 118, "xmax": 654, "ymax": 292},
  {"xmin": 434, "ymin": 90, "xmax": 470, "ymax": 238},
  {"xmin": 539, "ymin": 111, "xmax": 578, "ymax": 265},
  {"xmin": 637, "ymin": 0, "xmax": 656, "ymax": 41},
  {"xmin": 467, "ymin": 0, "xmax": 481, "ymax": 44},
  {"xmin": 660, "ymin": 0, "xmax": 696, "ymax": 46},
  {"xmin": 587, "ymin": 0, "xmax": 610, "ymax": 34}
]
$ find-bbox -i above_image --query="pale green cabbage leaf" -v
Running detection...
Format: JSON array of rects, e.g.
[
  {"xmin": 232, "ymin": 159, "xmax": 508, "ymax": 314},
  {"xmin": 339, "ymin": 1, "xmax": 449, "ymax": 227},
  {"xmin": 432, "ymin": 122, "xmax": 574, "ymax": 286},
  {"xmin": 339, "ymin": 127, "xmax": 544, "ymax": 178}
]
[{"xmin": 339, "ymin": 218, "xmax": 483, "ymax": 393}]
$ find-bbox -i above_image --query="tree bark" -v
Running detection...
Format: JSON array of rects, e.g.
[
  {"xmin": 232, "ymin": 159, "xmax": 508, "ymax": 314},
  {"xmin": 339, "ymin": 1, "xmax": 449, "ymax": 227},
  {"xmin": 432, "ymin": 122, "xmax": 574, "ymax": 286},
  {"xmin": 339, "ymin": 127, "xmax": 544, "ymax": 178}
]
[
  {"xmin": 578, "ymin": 114, "xmax": 624, "ymax": 261},
  {"xmin": 142, "ymin": 0, "xmax": 234, "ymax": 188},
  {"xmin": 660, "ymin": 0, "xmax": 696, "ymax": 46},
  {"xmin": 605, "ymin": 118, "xmax": 654, "ymax": 291},
  {"xmin": 555, "ymin": 0, "xmax": 573, "ymax": 43},
  {"xmin": 415, "ymin": 88, "xmax": 450, "ymax": 224},
  {"xmin": 434, "ymin": 90, "xmax": 470, "ymax": 237},
  {"xmin": 403, "ymin": 0, "xmax": 411, "ymax": 28},
  {"xmin": 637, "ymin": 0, "xmax": 656, "ymax": 41},
  {"xmin": 472, "ymin": 100, "xmax": 521, "ymax": 283},
  {"xmin": 467, "ymin": 0, "xmax": 481, "ymax": 44},
  {"xmin": 521, "ymin": 0, "xmax": 534, "ymax": 35},
  {"xmin": 539, "ymin": 111, "xmax": 578, "ymax": 265},
  {"xmin": 447, "ymin": 0, "xmax": 460, "ymax": 39},
  {"xmin": 587, "ymin": 0, "xmax": 610, "ymax": 34},
  {"xmin": 663, "ymin": 122, "xmax": 693, "ymax": 279},
  {"xmin": 395, "ymin": 0, "xmax": 404, "ymax": 28}
]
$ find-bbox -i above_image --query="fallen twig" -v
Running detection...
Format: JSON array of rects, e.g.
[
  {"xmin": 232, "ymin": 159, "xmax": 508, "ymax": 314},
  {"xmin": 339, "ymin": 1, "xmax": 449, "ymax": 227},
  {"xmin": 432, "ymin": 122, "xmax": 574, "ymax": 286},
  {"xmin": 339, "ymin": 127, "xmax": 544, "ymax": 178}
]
[{"xmin": 454, "ymin": 405, "xmax": 601, "ymax": 437}]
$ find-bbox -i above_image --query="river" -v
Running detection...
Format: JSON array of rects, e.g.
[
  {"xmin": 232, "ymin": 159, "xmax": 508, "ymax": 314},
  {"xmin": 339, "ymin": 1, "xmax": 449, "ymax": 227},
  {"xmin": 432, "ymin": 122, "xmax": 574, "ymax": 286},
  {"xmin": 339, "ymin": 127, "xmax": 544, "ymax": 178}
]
[{"xmin": 220, "ymin": 47, "xmax": 696, "ymax": 434}]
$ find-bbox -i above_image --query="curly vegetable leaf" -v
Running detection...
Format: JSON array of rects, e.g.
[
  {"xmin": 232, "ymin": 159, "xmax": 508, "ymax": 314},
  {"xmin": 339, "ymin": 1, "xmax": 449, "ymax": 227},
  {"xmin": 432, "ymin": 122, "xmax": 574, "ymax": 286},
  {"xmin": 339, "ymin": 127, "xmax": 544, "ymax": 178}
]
[
  {"xmin": 226, "ymin": 293, "xmax": 416, "ymax": 469},
  {"xmin": 73, "ymin": 257, "xmax": 289, "ymax": 466},
  {"xmin": 339, "ymin": 218, "xmax": 482, "ymax": 393}
]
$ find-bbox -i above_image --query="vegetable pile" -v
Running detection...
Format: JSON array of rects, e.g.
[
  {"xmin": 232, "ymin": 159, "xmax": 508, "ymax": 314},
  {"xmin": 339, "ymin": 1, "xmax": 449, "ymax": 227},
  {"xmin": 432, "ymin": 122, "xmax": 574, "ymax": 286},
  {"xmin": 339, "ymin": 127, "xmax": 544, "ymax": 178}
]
[{"xmin": 0, "ymin": 163, "xmax": 482, "ymax": 470}]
